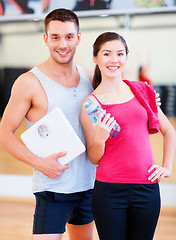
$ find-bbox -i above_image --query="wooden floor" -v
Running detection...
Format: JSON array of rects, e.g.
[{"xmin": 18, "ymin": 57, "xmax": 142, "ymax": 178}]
[{"xmin": 0, "ymin": 198, "xmax": 176, "ymax": 240}]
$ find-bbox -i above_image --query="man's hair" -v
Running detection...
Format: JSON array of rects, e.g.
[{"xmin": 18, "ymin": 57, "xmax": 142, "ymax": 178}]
[{"xmin": 44, "ymin": 8, "xmax": 79, "ymax": 33}]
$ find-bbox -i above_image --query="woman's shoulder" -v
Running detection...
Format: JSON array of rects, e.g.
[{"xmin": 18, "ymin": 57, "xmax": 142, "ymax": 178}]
[
  {"xmin": 124, "ymin": 79, "xmax": 145, "ymax": 86},
  {"xmin": 123, "ymin": 79, "xmax": 154, "ymax": 92}
]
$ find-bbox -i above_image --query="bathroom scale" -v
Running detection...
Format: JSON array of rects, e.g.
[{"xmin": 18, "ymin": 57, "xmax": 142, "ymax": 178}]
[{"xmin": 21, "ymin": 108, "xmax": 86, "ymax": 165}]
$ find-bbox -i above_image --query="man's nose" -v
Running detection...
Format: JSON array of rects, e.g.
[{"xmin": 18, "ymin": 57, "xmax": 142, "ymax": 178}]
[{"xmin": 59, "ymin": 39, "xmax": 67, "ymax": 49}]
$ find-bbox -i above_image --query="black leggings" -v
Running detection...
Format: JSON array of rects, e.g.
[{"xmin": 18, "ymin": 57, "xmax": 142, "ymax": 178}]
[{"xmin": 92, "ymin": 181, "xmax": 161, "ymax": 240}]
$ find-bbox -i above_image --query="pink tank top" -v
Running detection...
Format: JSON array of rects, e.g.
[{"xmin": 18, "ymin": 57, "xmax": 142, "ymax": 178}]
[{"xmin": 91, "ymin": 94, "xmax": 156, "ymax": 184}]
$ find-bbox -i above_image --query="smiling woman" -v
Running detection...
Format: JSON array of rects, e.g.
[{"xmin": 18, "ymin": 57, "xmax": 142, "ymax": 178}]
[
  {"xmin": 92, "ymin": 32, "xmax": 129, "ymax": 90},
  {"xmin": 80, "ymin": 31, "xmax": 176, "ymax": 240}
]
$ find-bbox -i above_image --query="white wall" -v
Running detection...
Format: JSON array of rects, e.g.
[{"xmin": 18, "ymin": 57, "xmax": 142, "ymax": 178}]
[
  {"xmin": 0, "ymin": 174, "xmax": 176, "ymax": 206},
  {"xmin": 0, "ymin": 13, "xmax": 176, "ymax": 84},
  {"xmin": 77, "ymin": 14, "xmax": 176, "ymax": 84}
]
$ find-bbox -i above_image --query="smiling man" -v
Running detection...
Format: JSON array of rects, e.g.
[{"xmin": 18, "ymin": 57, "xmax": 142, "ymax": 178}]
[{"xmin": 0, "ymin": 9, "xmax": 96, "ymax": 240}]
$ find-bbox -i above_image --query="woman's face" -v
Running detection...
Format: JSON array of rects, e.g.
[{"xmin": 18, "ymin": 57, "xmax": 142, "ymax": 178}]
[{"xmin": 94, "ymin": 39, "xmax": 127, "ymax": 79}]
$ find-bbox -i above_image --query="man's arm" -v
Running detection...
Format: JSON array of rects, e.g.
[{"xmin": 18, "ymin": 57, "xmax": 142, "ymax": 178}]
[{"xmin": 0, "ymin": 73, "xmax": 68, "ymax": 179}]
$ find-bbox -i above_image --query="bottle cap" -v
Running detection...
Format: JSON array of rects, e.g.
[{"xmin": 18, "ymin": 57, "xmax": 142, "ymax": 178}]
[{"xmin": 84, "ymin": 99, "xmax": 97, "ymax": 114}]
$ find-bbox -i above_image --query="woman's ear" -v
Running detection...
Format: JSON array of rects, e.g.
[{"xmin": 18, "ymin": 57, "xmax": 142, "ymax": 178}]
[{"xmin": 93, "ymin": 56, "xmax": 97, "ymax": 64}]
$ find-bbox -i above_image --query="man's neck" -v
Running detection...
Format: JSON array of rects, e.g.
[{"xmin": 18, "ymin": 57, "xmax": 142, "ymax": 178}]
[{"xmin": 37, "ymin": 59, "xmax": 79, "ymax": 88}]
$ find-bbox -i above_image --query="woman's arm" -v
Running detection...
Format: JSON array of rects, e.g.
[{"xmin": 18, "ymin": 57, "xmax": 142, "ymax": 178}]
[
  {"xmin": 148, "ymin": 107, "xmax": 176, "ymax": 182},
  {"xmin": 81, "ymin": 97, "xmax": 115, "ymax": 164}
]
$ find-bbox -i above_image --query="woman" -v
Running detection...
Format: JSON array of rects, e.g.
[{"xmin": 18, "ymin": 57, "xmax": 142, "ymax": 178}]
[{"xmin": 81, "ymin": 32, "xmax": 176, "ymax": 240}]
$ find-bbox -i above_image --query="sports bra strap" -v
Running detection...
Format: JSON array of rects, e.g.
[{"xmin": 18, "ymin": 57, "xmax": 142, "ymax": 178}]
[{"xmin": 90, "ymin": 94, "xmax": 102, "ymax": 105}]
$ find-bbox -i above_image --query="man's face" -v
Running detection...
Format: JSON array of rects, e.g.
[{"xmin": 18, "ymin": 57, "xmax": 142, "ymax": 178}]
[{"xmin": 44, "ymin": 20, "xmax": 81, "ymax": 65}]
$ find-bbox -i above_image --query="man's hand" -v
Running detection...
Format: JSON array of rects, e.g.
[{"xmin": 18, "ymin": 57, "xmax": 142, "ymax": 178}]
[
  {"xmin": 144, "ymin": 81, "xmax": 161, "ymax": 107},
  {"xmin": 35, "ymin": 151, "xmax": 69, "ymax": 179},
  {"xmin": 155, "ymin": 91, "xmax": 161, "ymax": 107}
]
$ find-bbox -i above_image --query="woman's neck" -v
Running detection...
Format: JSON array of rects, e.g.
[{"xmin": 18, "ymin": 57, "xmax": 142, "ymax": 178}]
[
  {"xmin": 93, "ymin": 77, "xmax": 134, "ymax": 104},
  {"xmin": 98, "ymin": 77, "xmax": 125, "ymax": 93}
]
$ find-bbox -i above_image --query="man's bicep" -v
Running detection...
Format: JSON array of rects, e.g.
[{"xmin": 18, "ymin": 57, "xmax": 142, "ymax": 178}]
[{"xmin": 1, "ymin": 78, "xmax": 32, "ymax": 131}]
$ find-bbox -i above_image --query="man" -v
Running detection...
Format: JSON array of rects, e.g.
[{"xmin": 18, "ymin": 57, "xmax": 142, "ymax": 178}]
[
  {"xmin": 0, "ymin": 9, "xmax": 96, "ymax": 240},
  {"xmin": 0, "ymin": 8, "xmax": 160, "ymax": 240}
]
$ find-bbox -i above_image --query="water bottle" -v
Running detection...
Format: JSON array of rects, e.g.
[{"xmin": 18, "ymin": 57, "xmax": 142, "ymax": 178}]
[{"xmin": 84, "ymin": 98, "xmax": 120, "ymax": 138}]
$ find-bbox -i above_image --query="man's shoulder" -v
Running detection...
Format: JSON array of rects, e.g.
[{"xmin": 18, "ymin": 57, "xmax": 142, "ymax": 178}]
[
  {"xmin": 13, "ymin": 70, "xmax": 40, "ymax": 92},
  {"xmin": 80, "ymin": 66, "xmax": 93, "ymax": 84}
]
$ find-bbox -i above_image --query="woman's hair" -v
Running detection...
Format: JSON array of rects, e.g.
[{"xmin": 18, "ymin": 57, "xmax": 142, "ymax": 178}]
[
  {"xmin": 93, "ymin": 32, "xmax": 129, "ymax": 89},
  {"xmin": 44, "ymin": 8, "xmax": 79, "ymax": 34}
]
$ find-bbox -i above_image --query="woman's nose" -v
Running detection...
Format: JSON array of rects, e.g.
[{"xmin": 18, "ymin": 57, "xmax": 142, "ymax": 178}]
[{"xmin": 111, "ymin": 55, "xmax": 118, "ymax": 63}]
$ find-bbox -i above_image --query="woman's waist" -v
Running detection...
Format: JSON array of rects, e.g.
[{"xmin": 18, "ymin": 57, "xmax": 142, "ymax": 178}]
[{"xmin": 96, "ymin": 156, "xmax": 155, "ymax": 183}]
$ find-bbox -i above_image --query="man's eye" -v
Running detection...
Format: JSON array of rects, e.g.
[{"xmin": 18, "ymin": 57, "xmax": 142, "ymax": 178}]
[{"xmin": 104, "ymin": 53, "xmax": 109, "ymax": 56}]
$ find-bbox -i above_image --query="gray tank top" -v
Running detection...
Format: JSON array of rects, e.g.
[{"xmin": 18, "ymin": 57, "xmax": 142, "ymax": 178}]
[{"xmin": 28, "ymin": 65, "xmax": 96, "ymax": 194}]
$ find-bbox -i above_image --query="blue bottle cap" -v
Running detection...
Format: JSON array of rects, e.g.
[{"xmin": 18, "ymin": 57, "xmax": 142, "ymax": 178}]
[{"xmin": 84, "ymin": 99, "xmax": 97, "ymax": 114}]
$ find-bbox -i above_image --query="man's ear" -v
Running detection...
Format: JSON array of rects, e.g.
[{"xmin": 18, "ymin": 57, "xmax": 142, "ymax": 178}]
[
  {"xmin": 76, "ymin": 31, "xmax": 81, "ymax": 45},
  {"xmin": 43, "ymin": 33, "xmax": 48, "ymax": 46}
]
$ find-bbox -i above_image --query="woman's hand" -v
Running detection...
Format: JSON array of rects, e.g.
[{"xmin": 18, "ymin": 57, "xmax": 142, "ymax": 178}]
[
  {"xmin": 148, "ymin": 164, "xmax": 172, "ymax": 182},
  {"xmin": 94, "ymin": 111, "xmax": 116, "ymax": 143}
]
